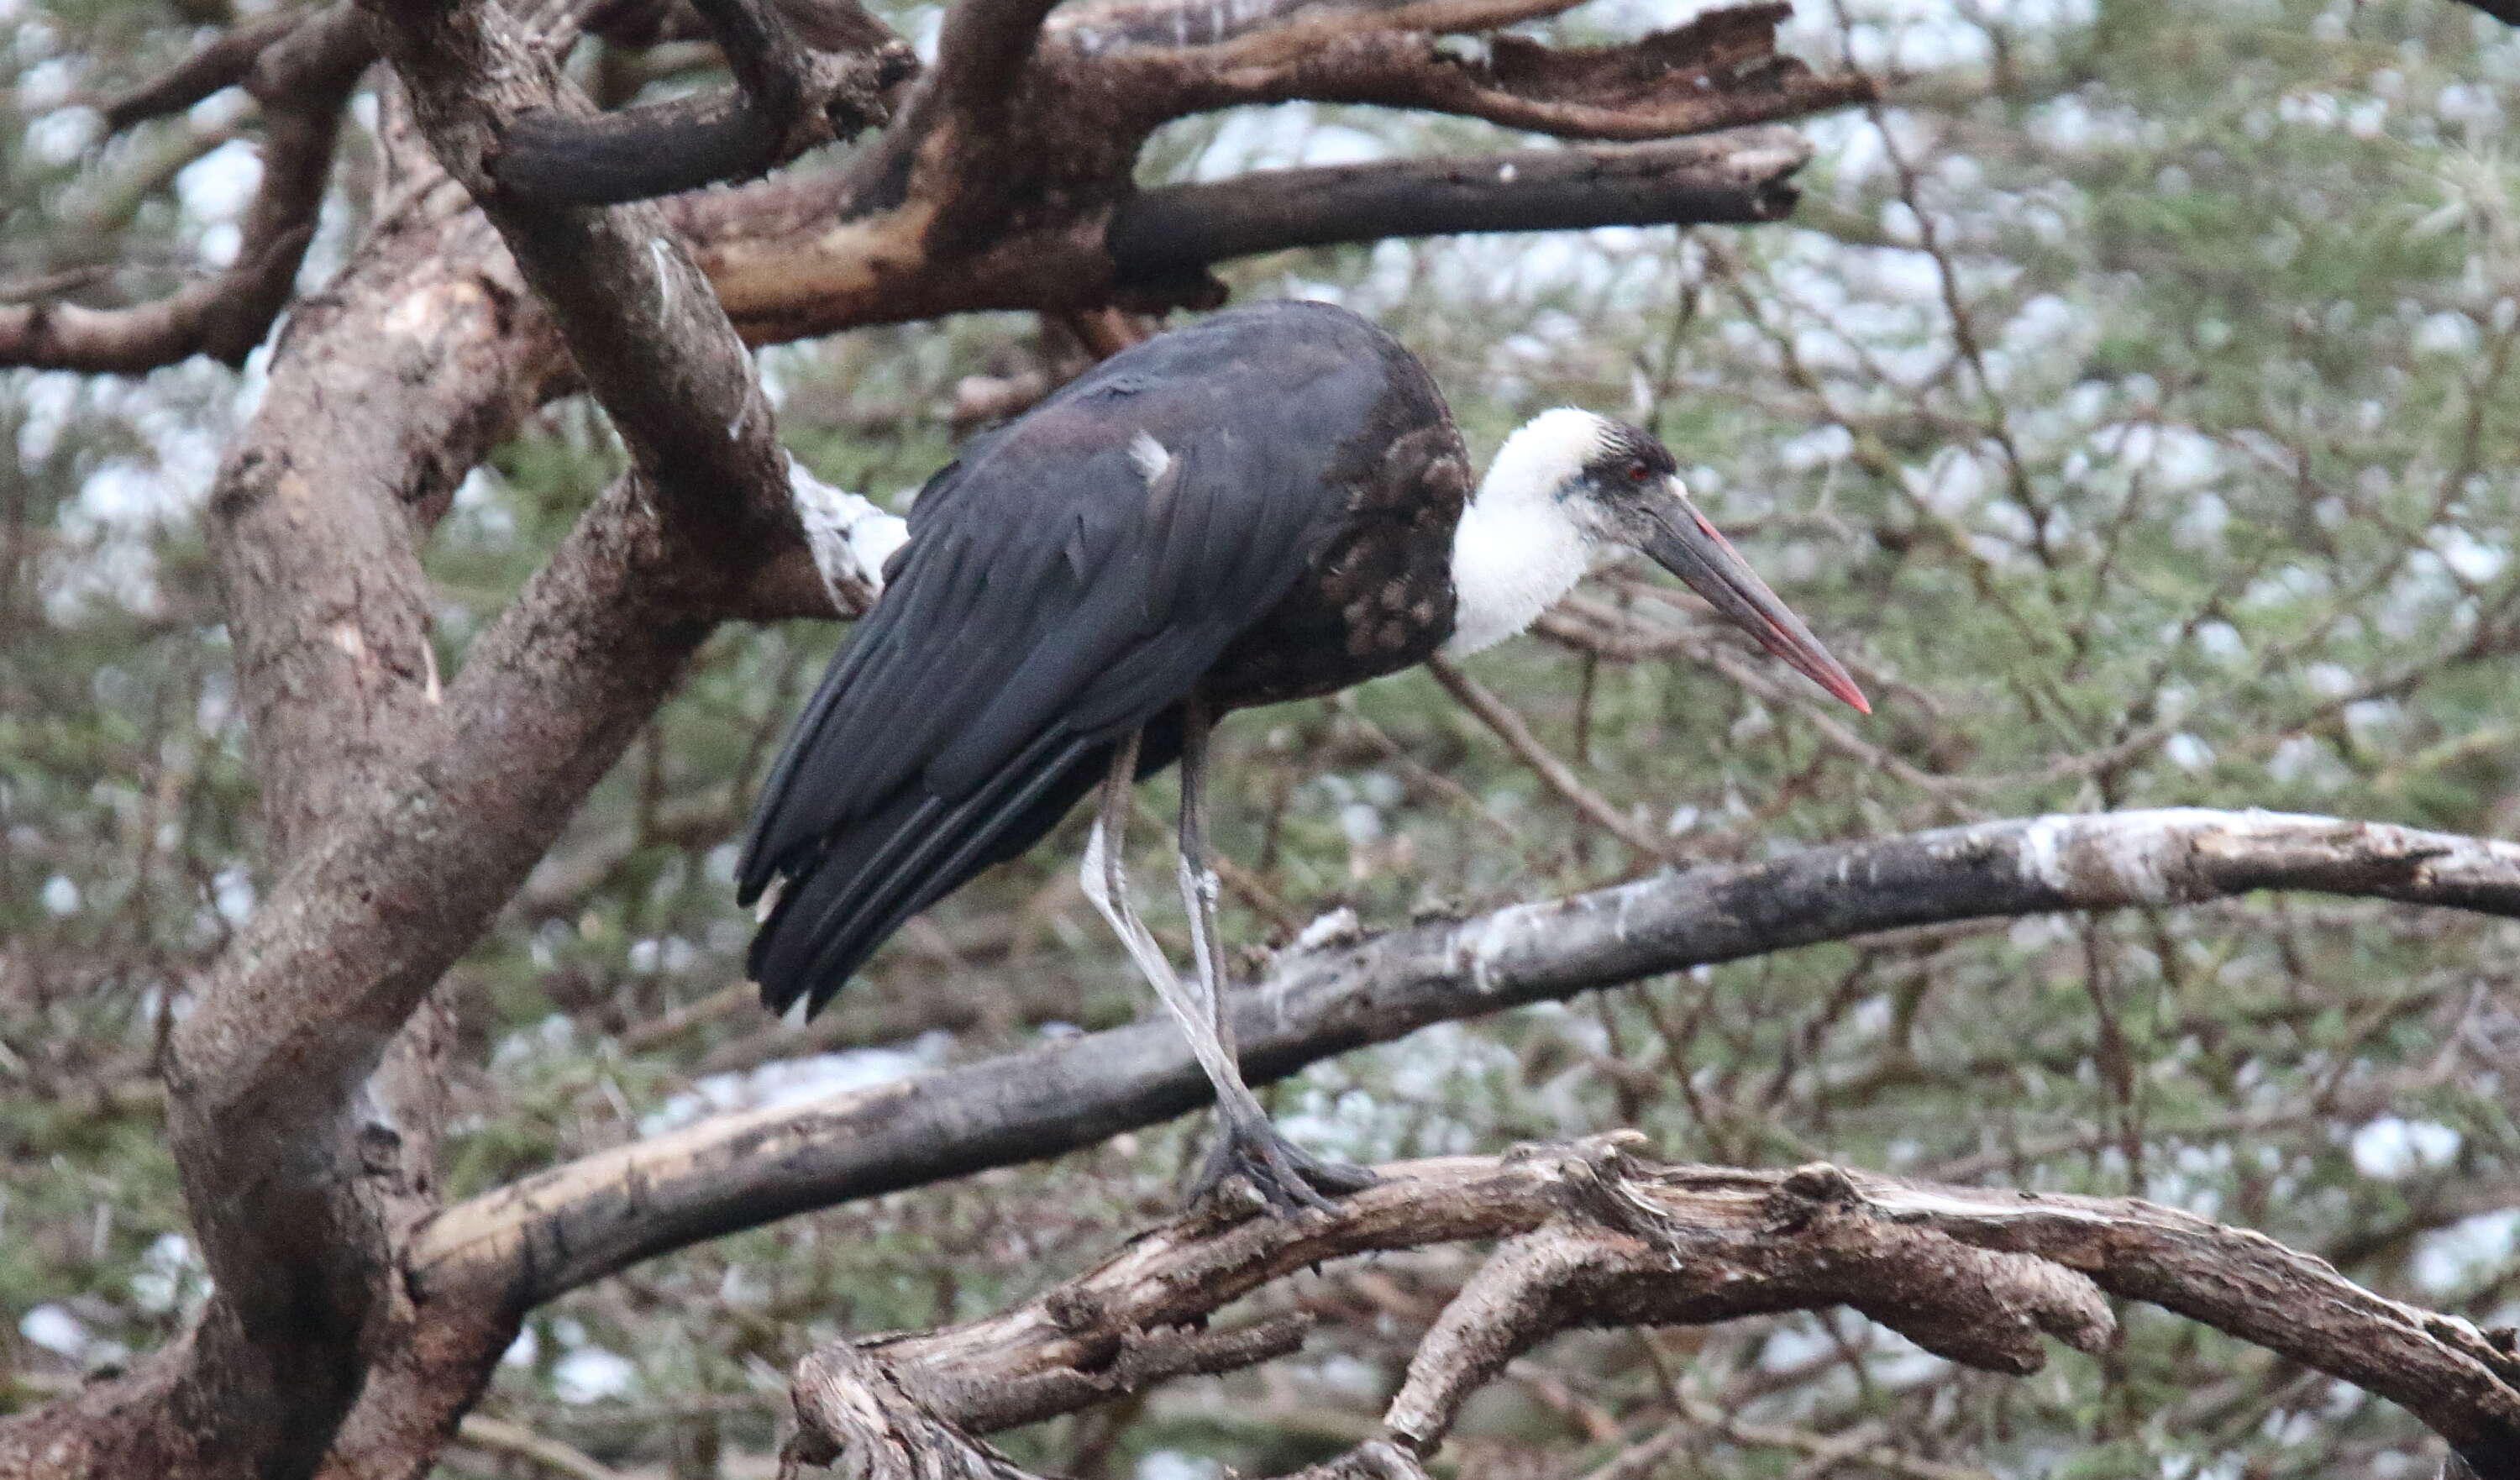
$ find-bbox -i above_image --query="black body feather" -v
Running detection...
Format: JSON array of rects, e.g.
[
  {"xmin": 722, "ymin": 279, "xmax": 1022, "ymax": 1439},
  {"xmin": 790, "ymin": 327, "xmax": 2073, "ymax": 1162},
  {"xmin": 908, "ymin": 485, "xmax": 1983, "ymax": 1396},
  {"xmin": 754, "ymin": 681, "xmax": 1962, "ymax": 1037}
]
[{"xmin": 738, "ymin": 301, "xmax": 1473, "ymax": 1019}]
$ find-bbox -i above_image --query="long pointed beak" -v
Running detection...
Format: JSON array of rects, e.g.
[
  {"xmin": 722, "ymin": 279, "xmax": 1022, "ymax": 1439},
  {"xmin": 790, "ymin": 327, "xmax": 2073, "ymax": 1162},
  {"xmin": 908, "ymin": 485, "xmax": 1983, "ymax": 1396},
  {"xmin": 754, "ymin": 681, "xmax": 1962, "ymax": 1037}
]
[{"xmin": 1640, "ymin": 481, "xmax": 1871, "ymax": 714}]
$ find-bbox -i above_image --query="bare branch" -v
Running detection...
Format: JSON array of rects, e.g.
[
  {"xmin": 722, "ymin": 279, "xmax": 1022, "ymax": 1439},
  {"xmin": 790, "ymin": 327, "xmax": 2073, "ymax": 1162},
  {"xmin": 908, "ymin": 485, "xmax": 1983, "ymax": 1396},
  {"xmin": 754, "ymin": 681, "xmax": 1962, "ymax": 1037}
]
[
  {"xmin": 682, "ymin": 2, "xmax": 1866, "ymax": 341},
  {"xmin": 491, "ymin": 0, "xmax": 914, "ymax": 204},
  {"xmin": 410, "ymin": 807, "xmax": 2520, "ymax": 1308},
  {"xmin": 365, "ymin": 0, "xmax": 871, "ymax": 601},
  {"xmin": 0, "ymin": 4, "xmax": 365, "ymax": 372},
  {"xmin": 98, "ymin": 12, "xmax": 305, "ymax": 133},
  {"xmin": 1047, "ymin": 0, "xmax": 1465, "ymax": 55},
  {"xmin": 1139, "ymin": 3, "xmax": 1876, "ymax": 140},
  {"xmin": 1108, "ymin": 132, "xmax": 1809, "ymax": 289},
  {"xmin": 0, "ymin": 224, "xmax": 311, "ymax": 373},
  {"xmin": 454, "ymin": 1414, "xmax": 632, "ymax": 1480},
  {"xmin": 927, "ymin": 0, "xmax": 1068, "ymax": 123},
  {"xmin": 775, "ymin": 1140, "xmax": 2520, "ymax": 1477}
]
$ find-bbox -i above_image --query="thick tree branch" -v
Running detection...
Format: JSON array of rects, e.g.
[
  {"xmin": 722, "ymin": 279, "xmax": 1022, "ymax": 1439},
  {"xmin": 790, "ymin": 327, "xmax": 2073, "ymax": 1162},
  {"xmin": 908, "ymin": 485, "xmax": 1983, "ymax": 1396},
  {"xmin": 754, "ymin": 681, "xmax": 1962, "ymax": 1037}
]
[
  {"xmin": 411, "ymin": 807, "xmax": 2520, "ymax": 1309},
  {"xmin": 1137, "ymin": 2, "xmax": 1875, "ymax": 139},
  {"xmin": 778, "ymin": 1139, "xmax": 2520, "ymax": 1478},
  {"xmin": 491, "ymin": 0, "xmax": 913, "ymax": 204},
  {"xmin": 21, "ymin": 0, "xmax": 892, "ymax": 1468},
  {"xmin": 688, "ymin": 0, "xmax": 1867, "ymax": 341},
  {"xmin": 365, "ymin": 0, "xmax": 869, "ymax": 601},
  {"xmin": 1107, "ymin": 133, "xmax": 1809, "ymax": 288}
]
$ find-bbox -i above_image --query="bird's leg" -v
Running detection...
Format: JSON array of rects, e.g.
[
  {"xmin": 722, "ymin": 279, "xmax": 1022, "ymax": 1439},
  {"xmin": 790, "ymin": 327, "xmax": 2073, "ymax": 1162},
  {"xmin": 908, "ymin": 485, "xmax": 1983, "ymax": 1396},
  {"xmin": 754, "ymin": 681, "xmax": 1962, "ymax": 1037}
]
[
  {"xmin": 1078, "ymin": 722, "xmax": 1366, "ymax": 1215},
  {"xmin": 1081, "ymin": 728, "xmax": 1247, "ymax": 1112},
  {"xmin": 1173, "ymin": 697, "xmax": 1374, "ymax": 1212}
]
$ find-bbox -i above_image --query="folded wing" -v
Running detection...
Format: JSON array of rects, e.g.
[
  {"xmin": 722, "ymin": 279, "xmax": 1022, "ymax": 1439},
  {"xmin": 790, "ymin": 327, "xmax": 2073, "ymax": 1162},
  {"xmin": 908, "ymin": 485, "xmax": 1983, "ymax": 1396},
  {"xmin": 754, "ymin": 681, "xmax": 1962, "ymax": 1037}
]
[{"xmin": 737, "ymin": 302, "xmax": 1396, "ymax": 1017}]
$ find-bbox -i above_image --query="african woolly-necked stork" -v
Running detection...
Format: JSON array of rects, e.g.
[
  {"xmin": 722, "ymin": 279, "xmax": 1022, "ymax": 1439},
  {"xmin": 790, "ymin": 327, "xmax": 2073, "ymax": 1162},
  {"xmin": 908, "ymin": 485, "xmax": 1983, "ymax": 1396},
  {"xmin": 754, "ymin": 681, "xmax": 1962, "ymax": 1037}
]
[{"xmin": 739, "ymin": 300, "xmax": 1870, "ymax": 1210}]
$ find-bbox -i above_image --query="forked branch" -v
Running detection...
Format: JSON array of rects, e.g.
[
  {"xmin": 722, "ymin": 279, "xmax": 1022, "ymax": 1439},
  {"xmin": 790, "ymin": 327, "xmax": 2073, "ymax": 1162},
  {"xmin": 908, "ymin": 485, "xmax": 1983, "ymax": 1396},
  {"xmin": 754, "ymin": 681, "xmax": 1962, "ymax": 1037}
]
[
  {"xmin": 778, "ymin": 1137, "xmax": 2520, "ymax": 1479},
  {"xmin": 0, "ymin": 7, "xmax": 363, "ymax": 372}
]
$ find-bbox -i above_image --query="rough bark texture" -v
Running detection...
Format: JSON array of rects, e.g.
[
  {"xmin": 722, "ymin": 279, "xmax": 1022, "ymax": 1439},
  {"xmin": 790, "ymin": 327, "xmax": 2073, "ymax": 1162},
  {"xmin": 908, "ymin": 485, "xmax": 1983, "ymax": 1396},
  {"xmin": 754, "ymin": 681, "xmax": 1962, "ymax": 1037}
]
[{"xmin": 778, "ymin": 1138, "xmax": 2520, "ymax": 1479}]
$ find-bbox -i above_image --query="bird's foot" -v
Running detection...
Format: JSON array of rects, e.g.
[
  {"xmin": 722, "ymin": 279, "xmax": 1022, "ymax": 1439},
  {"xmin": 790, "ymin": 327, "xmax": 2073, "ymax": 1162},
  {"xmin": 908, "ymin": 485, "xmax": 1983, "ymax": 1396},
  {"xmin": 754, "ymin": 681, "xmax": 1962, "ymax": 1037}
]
[{"xmin": 1186, "ymin": 1112, "xmax": 1377, "ymax": 1215}]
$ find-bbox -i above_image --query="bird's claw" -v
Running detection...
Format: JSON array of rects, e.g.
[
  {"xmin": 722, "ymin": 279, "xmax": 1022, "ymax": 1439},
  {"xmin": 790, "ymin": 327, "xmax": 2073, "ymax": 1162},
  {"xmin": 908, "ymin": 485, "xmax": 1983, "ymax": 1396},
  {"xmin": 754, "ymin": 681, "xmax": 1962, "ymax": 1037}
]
[{"xmin": 1187, "ymin": 1114, "xmax": 1377, "ymax": 1215}]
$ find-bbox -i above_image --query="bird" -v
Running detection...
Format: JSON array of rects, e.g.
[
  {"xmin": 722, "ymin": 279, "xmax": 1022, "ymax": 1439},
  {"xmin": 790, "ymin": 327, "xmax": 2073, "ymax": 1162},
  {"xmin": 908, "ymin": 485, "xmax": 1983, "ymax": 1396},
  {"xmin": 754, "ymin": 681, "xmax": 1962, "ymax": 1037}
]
[{"xmin": 738, "ymin": 299, "xmax": 1870, "ymax": 1211}]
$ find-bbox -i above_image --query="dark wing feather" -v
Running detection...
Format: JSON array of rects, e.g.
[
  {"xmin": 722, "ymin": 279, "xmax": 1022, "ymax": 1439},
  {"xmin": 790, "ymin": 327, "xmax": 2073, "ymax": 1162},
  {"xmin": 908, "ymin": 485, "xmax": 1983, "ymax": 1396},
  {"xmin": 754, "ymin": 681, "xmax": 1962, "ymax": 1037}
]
[{"xmin": 738, "ymin": 301, "xmax": 1417, "ymax": 1018}]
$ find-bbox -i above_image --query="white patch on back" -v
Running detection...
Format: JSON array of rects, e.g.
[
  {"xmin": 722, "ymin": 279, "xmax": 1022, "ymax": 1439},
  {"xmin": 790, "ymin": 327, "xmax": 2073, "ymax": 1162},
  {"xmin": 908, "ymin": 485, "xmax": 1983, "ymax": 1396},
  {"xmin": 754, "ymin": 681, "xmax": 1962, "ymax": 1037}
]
[
  {"xmin": 788, "ymin": 456, "xmax": 908, "ymax": 602},
  {"xmin": 1128, "ymin": 430, "xmax": 1173, "ymax": 485}
]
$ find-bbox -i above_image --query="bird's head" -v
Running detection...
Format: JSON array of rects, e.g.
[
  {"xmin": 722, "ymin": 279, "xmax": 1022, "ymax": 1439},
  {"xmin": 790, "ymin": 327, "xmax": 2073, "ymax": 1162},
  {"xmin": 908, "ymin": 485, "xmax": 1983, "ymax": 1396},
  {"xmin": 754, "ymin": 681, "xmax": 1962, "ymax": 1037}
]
[{"xmin": 1486, "ymin": 408, "xmax": 1871, "ymax": 713}]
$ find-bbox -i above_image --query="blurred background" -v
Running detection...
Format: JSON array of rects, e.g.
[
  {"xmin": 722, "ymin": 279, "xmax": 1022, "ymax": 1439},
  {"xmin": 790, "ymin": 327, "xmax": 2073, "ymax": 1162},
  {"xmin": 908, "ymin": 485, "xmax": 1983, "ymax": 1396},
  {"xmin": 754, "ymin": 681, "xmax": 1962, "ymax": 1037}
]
[{"xmin": 5, "ymin": 0, "xmax": 2519, "ymax": 1473}]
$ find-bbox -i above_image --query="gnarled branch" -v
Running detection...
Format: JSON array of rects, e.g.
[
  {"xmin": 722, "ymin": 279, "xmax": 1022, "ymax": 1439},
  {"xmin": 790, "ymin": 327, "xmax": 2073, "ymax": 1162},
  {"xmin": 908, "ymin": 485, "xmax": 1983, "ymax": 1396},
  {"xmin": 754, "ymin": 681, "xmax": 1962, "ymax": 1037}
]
[
  {"xmin": 778, "ymin": 1138, "xmax": 2520, "ymax": 1478},
  {"xmin": 0, "ymin": 7, "xmax": 362, "ymax": 372},
  {"xmin": 491, "ymin": 0, "xmax": 914, "ymax": 203}
]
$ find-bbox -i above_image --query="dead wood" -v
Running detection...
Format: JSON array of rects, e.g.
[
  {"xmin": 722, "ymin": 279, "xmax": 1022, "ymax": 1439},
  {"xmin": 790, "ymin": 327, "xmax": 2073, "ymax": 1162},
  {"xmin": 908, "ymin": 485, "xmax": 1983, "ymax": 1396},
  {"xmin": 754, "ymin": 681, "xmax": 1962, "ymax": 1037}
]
[{"xmin": 775, "ymin": 1137, "xmax": 2520, "ymax": 1479}]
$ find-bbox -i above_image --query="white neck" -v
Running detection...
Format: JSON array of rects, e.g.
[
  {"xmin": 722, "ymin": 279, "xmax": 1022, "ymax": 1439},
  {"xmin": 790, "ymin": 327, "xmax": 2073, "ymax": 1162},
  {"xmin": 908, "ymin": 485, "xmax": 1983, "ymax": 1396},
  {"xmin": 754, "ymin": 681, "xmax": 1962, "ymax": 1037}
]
[{"xmin": 1440, "ymin": 411, "xmax": 1607, "ymax": 657}]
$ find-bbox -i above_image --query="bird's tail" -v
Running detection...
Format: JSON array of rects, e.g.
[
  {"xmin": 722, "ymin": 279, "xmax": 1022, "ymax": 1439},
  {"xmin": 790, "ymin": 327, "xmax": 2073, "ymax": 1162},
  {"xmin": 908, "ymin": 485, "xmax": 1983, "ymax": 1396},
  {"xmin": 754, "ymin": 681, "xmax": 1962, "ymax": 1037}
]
[{"xmin": 748, "ymin": 714, "xmax": 1187, "ymax": 1020}]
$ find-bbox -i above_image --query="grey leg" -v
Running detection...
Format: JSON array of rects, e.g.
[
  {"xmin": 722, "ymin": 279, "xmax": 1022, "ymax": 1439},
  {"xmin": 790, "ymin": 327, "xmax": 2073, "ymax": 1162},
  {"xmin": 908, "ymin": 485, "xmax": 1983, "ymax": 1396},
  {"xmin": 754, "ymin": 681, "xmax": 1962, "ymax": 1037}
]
[
  {"xmin": 1173, "ymin": 697, "xmax": 1374, "ymax": 1211},
  {"xmin": 1079, "ymin": 718, "xmax": 1369, "ymax": 1214},
  {"xmin": 1080, "ymin": 727, "xmax": 1252, "ymax": 1116}
]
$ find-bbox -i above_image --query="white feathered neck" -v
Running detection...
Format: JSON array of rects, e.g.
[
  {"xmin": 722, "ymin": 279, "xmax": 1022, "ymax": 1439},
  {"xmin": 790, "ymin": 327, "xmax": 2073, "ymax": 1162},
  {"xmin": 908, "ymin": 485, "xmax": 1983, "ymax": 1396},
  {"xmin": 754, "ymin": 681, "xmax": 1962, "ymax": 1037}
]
[{"xmin": 1441, "ymin": 409, "xmax": 1615, "ymax": 657}]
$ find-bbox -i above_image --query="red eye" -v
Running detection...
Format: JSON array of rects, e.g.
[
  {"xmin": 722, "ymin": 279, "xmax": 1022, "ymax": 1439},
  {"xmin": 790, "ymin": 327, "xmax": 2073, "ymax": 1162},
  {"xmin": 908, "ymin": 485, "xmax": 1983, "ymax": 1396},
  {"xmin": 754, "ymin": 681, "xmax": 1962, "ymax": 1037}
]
[{"xmin": 1626, "ymin": 460, "xmax": 1651, "ymax": 484}]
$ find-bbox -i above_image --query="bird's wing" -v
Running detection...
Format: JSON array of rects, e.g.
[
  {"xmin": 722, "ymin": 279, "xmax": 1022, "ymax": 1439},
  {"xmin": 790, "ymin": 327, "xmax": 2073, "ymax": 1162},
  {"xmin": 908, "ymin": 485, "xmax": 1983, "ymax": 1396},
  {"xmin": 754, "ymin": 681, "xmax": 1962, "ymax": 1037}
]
[{"xmin": 736, "ymin": 304, "xmax": 1415, "ymax": 1015}]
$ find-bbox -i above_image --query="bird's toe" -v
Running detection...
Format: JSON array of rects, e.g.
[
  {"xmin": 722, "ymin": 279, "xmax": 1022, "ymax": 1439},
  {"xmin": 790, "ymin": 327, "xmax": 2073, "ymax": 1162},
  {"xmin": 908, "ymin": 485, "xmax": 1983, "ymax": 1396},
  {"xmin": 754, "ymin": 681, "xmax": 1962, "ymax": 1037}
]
[{"xmin": 1186, "ymin": 1115, "xmax": 1376, "ymax": 1216}]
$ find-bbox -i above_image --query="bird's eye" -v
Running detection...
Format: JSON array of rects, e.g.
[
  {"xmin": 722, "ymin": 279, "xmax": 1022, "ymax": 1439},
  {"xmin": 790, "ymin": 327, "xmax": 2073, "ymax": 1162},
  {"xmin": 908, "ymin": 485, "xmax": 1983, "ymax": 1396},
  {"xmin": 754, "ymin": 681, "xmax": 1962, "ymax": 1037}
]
[{"xmin": 1625, "ymin": 460, "xmax": 1651, "ymax": 485}]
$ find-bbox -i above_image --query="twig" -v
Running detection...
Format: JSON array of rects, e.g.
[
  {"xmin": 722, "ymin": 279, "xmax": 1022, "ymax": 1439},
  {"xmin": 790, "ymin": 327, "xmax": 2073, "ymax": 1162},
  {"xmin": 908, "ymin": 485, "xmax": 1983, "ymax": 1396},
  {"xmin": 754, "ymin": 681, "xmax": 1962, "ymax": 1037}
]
[
  {"xmin": 455, "ymin": 1415, "xmax": 631, "ymax": 1480},
  {"xmin": 1427, "ymin": 655, "xmax": 1681, "ymax": 867}
]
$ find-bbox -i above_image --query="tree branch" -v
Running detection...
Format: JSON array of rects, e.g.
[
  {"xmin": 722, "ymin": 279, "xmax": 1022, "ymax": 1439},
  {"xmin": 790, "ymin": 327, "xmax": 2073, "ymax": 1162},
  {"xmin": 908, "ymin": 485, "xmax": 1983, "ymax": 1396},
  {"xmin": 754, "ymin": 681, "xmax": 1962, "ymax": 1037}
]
[
  {"xmin": 491, "ymin": 0, "xmax": 914, "ymax": 204},
  {"xmin": 1140, "ymin": 2, "xmax": 1875, "ymax": 140},
  {"xmin": 0, "ymin": 8, "xmax": 364, "ymax": 372},
  {"xmin": 776, "ymin": 1139, "xmax": 2520, "ymax": 1478},
  {"xmin": 685, "ymin": 0, "xmax": 1867, "ymax": 342},
  {"xmin": 410, "ymin": 807, "xmax": 2520, "ymax": 1309},
  {"xmin": 1107, "ymin": 132, "xmax": 1809, "ymax": 289},
  {"xmin": 97, "ymin": 12, "xmax": 307, "ymax": 133},
  {"xmin": 365, "ymin": 0, "xmax": 869, "ymax": 601},
  {"xmin": 1426, "ymin": 653, "xmax": 1683, "ymax": 866},
  {"xmin": 1046, "ymin": 0, "xmax": 1463, "ymax": 55}
]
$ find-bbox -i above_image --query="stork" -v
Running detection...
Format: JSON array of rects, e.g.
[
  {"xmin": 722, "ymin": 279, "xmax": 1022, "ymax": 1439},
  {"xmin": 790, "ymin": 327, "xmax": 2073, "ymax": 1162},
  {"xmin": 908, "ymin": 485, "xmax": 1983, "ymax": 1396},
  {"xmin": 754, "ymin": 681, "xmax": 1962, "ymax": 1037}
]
[{"xmin": 738, "ymin": 300, "xmax": 1869, "ymax": 1211}]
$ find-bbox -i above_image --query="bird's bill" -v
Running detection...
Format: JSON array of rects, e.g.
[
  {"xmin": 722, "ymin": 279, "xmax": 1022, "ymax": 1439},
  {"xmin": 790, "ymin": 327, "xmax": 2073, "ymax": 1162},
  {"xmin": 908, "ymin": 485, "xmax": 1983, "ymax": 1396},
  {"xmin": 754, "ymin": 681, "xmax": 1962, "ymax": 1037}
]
[{"xmin": 1640, "ymin": 485, "xmax": 1872, "ymax": 715}]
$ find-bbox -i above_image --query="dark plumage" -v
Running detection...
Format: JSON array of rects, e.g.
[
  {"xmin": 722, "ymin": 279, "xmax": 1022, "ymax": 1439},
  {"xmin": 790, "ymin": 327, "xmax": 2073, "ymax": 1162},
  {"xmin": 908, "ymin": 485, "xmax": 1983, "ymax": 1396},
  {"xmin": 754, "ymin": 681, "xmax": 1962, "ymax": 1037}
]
[
  {"xmin": 738, "ymin": 301, "xmax": 1469, "ymax": 1019},
  {"xmin": 738, "ymin": 298, "xmax": 1868, "ymax": 1210}
]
